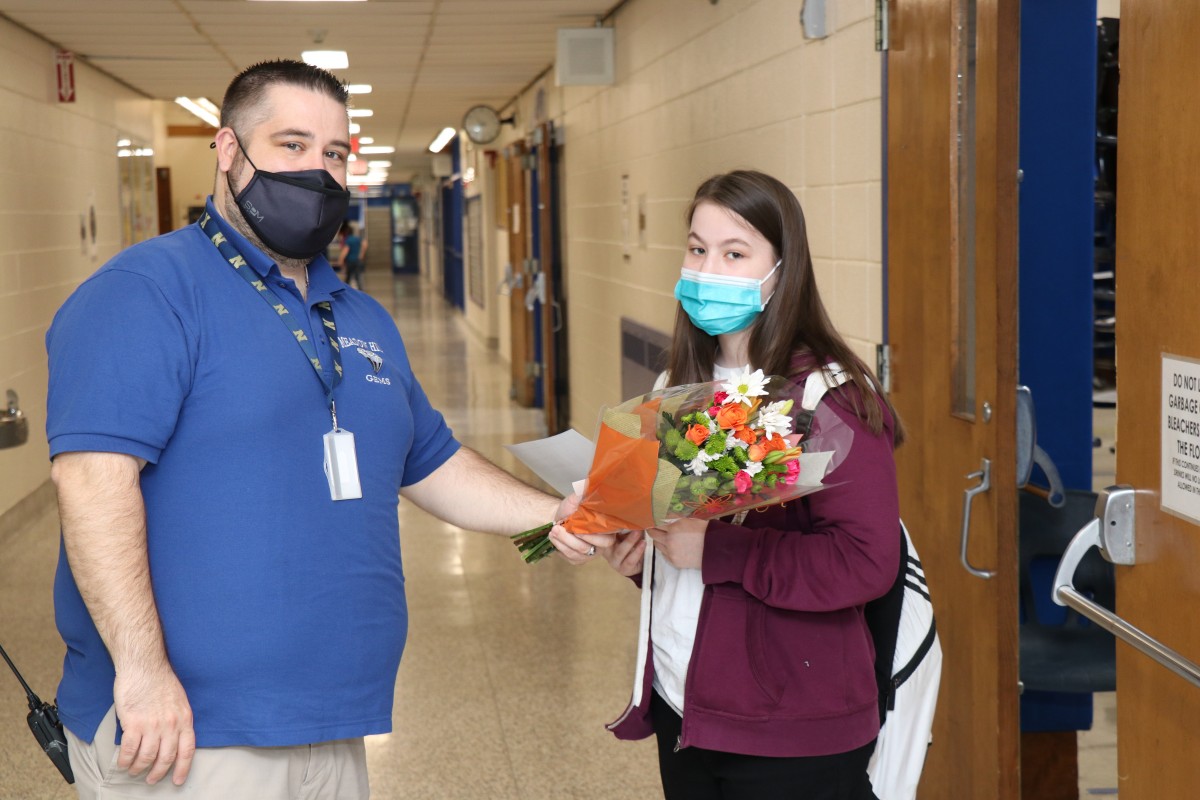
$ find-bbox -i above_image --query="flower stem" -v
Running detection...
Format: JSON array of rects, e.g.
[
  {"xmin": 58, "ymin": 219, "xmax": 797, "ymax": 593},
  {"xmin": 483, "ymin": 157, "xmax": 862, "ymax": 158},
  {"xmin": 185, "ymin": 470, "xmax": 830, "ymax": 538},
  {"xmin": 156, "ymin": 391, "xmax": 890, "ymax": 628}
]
[{"xmin": 511, "ymin": 523, "xmax": 557, "ymax": 563}]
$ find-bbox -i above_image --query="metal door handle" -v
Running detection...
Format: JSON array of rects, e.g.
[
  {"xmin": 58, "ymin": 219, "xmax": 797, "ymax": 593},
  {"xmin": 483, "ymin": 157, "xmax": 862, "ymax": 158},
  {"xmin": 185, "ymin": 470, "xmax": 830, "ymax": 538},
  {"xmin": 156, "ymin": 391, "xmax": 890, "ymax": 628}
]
[
  {"xmin": 1053, "ymin": 486, "xmax": 1200, "ymax": 689},
  {"xmin": 960, "ymin": 457, "xmax": 995, "ymax": 578}
]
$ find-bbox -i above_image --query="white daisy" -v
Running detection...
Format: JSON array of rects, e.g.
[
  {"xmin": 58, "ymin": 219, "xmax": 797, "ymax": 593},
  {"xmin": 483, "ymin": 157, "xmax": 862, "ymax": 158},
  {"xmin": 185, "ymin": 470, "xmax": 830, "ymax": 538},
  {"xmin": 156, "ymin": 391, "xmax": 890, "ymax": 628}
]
[
  {"xmin": 722, "ymin": 368, "xmax": 770, "ymax": 406},
  {"xmin": 725, "ymin": 434, "xmax": 749, "ymax": 451},
  {"xmin": 756, "ymin": 399, "xmax": 794, "ymax": 440},
  {"xmin": 685, "ymin": 450, "xmax": 719, "ymax": 476},
  {"xmin": 742, "ymin": 460, "xmax": 764, "ymax": 477}
]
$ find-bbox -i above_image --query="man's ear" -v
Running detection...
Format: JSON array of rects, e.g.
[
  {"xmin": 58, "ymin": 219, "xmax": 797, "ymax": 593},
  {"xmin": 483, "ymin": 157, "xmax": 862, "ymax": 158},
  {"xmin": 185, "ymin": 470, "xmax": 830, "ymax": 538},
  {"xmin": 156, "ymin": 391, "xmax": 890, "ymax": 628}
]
[{"xmin": 213, "ymin": 127, "xmax": 240, "ymax": 174}]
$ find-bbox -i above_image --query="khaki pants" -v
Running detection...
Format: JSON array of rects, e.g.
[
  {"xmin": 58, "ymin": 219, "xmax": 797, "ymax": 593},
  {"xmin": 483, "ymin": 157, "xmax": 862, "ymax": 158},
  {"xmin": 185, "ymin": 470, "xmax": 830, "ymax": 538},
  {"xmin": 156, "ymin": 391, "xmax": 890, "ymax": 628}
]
[{"xmin": 65, "ymin": 706, "xmax": 369, "ymax": 799}]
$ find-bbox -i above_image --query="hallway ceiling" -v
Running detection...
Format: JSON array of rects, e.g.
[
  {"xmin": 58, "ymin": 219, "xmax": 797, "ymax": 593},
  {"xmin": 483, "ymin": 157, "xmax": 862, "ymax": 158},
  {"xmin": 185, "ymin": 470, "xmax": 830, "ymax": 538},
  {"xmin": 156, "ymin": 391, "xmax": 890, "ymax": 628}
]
[{"xmin": 0, "ymin": 0, "xmax": 611, "ymax": 178}]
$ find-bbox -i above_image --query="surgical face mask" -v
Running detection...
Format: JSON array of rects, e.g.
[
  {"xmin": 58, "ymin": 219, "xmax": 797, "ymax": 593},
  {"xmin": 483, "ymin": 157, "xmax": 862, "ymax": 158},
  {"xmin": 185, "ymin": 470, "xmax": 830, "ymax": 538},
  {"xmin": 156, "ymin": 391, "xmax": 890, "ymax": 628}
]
[
  {"xmin": 228, "ymin": 137, "xmax": 350, "ymax": 260},
  {"xmin": 674, "ymin": 261, "xmax": 780, "ymax": 337}
]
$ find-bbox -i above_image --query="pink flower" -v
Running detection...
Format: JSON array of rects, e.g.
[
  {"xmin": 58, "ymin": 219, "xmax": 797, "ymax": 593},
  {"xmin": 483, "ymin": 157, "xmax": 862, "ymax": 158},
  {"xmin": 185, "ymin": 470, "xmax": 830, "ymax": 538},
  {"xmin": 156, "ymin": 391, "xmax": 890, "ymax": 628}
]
[
  {"xmin": 709, "ymin": 406, "xmax": 720, "ymax": 416},
  {"xmin": 734, "ymin": 471, "xmax": 753, "ymax": 494},
  {"xmin": 784, "ymin": 460, "xmax": 800, "ymax": 485},
  {"xmin": 713, "ymin": 391, "xmax": 729, "ymax": 405}
]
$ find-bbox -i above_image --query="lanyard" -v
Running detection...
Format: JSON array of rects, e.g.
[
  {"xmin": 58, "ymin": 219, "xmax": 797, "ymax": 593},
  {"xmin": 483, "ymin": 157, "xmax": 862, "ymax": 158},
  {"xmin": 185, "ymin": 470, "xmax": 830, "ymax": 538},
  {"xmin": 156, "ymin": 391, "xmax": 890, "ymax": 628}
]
[{"xmin": 198, "ymin": 210, "xmax": 343, "ymax": 422}]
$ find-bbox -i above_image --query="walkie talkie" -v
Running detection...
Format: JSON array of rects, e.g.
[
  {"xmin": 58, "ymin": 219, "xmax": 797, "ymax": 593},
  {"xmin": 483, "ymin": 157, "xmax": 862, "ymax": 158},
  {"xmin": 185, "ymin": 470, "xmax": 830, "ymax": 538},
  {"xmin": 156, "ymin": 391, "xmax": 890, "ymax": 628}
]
[{"xmin": 0, "ymin": 641, "xmax": 74, "ymax": 784}]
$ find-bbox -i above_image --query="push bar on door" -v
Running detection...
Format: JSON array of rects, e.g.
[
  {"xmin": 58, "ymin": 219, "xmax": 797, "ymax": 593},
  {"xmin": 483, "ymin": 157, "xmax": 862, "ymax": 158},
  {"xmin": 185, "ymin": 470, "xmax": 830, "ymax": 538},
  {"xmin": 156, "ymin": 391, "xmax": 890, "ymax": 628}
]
[{"xmin": 1052, "ymin": 486, "xmax": 1200, "ymax": 689}]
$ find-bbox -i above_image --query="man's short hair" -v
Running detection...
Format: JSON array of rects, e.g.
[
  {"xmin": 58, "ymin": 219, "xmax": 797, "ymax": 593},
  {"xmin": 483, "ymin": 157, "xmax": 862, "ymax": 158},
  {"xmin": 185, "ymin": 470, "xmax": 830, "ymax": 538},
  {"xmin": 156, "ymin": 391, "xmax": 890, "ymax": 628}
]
[{"xmin": 220, "ymin": 59, "xmax": 350, "ymax": 135}]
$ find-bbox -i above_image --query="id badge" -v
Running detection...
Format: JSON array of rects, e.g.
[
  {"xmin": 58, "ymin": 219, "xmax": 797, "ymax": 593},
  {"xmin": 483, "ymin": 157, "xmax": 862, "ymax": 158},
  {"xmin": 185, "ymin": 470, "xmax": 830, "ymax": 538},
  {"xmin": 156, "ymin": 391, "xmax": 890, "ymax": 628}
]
[{"xmin": 323, "ymin": 428, "xmax": 363, "ymax": 501}]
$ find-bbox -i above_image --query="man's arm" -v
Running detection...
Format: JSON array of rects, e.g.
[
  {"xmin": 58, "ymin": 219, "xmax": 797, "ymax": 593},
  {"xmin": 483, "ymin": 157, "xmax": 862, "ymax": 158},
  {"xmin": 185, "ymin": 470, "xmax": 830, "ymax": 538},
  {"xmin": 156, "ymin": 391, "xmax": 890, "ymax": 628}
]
[
  {"xmin": 400, "ymin": 446, "xmax": 609, "ymax": 561},
  {"xmin": 51, "ymin": 451, "xmax": 196, "ymax": 786},
  {"xmin": 400, "ymin": 447, "xmax": 562, "ymax": 533}
]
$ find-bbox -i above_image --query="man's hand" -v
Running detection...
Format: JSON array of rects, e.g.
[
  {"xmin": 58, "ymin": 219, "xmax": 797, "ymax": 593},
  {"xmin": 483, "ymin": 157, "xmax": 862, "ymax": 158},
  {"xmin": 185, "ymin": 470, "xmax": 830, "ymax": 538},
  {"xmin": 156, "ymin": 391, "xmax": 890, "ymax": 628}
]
[
  {"xmin": 553, "ymin": 491, "xmax": 581, "ymax": 523},
  {"xmin": 113, "ymin": 665, "xmax": 195, "ymax": 785},
  {"xmin": 648, "ymin": 518, "xmax": 709, "ymax": 569}
]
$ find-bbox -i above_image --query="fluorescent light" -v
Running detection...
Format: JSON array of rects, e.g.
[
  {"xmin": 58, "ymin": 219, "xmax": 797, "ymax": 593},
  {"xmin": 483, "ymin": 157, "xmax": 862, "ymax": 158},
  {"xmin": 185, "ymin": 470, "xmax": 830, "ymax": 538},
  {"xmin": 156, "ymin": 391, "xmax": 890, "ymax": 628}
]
[
  {"xmin": 358, "ymin": 145, "xmax": 395, "ymax": 154},
  {"xmin": 349, "ymin": 122, "xmax": 361, "ymax": 134},
  {"xmin": 175, "ymin": 96, "xmax": 220, "ymax": 127},
  {"xmin": 195, "ymin": 97, "xmax": 219, "ymax": 116},
  {"xmin": 428, "ymin": 127, "xmax": 456, "ymax": 153},
  {"xmin": 367, "ymin": 160, "xmax": 392, "ymax": 168},
  {"xmin": 116, "ymin": 138, "xmax": 131, "ymax": 147},
  {"xmin": 358, "ymin": 136, "xmax": 374, "ymax": 144},
  {"xmin": 348, "ymin": 109, "xmax": 373, "ymax": 118},
  {"xmin": 302, "ymin": 50, "xmax": 348, "ymax": 69},
  {"xmin": 347, "ymin": 84, "xmax": 372, "ymax": 94}
]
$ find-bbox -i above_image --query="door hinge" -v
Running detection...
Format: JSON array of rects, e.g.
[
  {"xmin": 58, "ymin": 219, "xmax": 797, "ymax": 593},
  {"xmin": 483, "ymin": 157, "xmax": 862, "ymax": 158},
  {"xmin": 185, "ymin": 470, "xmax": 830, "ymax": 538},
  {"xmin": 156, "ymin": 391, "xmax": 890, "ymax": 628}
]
[
  {"xmin": 876, "ymin": 343, "xmax": 892, "ymax": 393},
  {"xmin": 875, "ymin": 0, "xmax": 889, "ymax": 51},
  {"xmin": 526, "ymin": 361, "xmax": 543, "ymax": 378}
]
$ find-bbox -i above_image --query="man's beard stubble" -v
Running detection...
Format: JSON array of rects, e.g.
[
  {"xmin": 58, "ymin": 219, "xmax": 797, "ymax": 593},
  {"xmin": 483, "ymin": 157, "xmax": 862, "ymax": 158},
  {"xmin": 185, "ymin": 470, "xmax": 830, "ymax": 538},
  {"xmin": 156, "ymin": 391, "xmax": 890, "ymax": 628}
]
[{"xmin": 221, "ymin": 154, "xmax": 312, "ymax": 274}]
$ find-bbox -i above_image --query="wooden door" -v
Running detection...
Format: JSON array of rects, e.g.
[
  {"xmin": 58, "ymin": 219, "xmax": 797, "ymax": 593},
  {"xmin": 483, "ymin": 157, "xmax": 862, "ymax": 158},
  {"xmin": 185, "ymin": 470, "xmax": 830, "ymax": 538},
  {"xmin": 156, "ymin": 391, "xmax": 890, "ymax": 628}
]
[
  {"xmin": 536, "ymin": 123, "xmax": 562, "ymax": 432},
  {"xmin": 1111, "ymin": 3, "xmax": 1200, "ymax": 795},
  {"xmin": 155, "ymin": 167, "xmax": 172, "ymax": 234},
  {"xmin": 507, "ymin": 144, "xmax": 535, "ymax": 406},
  {"xmin": 887, "ymin": 0, "xmax": 1020, "ymax": 797}
]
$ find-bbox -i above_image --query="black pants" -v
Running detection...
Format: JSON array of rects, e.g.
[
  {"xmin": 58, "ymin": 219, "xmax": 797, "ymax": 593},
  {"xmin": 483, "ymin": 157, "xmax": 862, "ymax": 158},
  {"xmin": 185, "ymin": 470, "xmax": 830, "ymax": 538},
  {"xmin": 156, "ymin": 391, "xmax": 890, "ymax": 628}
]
[{"xmin": 651, "ymin": 692, "xmax": 879, "ymax": 800}]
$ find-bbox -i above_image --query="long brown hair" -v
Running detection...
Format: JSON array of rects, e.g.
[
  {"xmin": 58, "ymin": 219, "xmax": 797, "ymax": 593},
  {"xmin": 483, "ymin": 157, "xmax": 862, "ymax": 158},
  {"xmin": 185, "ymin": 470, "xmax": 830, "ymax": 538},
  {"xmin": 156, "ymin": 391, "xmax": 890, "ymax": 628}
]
[{"xmin": 666, "ymin": 170, "xmax": 905, "ymax": 444}]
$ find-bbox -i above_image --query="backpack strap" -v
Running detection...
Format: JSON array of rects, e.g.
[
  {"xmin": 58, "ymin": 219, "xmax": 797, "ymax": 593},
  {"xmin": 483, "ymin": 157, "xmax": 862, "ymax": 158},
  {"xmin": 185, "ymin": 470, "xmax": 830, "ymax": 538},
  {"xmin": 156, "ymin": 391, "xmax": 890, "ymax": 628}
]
[
  {"xmin": 801, "ymin": 362, "xmax": 850, "ymax": 412},
  {"xmin": 795, "ymin": 362, "xmax": 850, "ymax": 439}
]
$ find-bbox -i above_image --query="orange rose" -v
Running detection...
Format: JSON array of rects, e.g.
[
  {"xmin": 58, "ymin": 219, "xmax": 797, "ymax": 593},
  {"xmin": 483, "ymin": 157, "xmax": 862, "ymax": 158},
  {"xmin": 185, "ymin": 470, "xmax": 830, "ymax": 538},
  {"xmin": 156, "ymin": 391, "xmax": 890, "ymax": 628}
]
[
  {"xmin": 734, "ymin": 427, "xmax": 757, "ymax": 444},
  {"xmin": 762, "ymin": 436, "xmax": 789, "ymax": 453},
  {"xmin": 715, "ymin": 404, "xmax": 749, "ymax": 430},
  {"xmin": 686, "ymin": 423, "xmax": 710, "ymax": 446},
  {"xmin": 748, "ymin": 435, "xmax": 788, "ymax": 462}
]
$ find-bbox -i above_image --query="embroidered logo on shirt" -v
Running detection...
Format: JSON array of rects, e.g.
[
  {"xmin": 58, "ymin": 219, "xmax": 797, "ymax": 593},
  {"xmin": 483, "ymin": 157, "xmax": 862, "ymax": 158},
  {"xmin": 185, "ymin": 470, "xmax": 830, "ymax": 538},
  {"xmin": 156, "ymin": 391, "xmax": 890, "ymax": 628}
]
[
  {"xmin": 356, "ymin": 347, "xmax": 383, "ymax": 374},
  {"xmin": 338, "ymin": 336, "xmax": 390, "ymax": 384}
]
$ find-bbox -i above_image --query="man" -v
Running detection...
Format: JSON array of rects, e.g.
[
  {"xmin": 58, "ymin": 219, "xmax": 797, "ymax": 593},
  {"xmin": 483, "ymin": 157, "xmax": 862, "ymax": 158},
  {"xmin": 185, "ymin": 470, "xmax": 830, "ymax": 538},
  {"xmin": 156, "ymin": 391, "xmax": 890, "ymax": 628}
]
[{"xmin": 46, "ymin": 60, "xmax": 596, "ymax": 798}]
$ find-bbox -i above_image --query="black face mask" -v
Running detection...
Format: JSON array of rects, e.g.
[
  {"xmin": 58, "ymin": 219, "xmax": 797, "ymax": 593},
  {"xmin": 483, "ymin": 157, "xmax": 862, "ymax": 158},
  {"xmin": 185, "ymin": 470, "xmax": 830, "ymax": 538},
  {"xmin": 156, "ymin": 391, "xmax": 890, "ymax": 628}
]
[{"xmin": 227, "ymin": 137, "xmax": 350, "ymax": 260}]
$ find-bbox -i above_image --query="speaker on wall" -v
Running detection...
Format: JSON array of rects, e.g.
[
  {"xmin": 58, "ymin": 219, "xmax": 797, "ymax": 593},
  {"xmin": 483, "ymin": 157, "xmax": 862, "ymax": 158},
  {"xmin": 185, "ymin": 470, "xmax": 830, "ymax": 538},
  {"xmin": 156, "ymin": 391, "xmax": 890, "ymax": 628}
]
[{"xmin": 555, "ymin": 27, "xmax": 615, "ymax": 86}]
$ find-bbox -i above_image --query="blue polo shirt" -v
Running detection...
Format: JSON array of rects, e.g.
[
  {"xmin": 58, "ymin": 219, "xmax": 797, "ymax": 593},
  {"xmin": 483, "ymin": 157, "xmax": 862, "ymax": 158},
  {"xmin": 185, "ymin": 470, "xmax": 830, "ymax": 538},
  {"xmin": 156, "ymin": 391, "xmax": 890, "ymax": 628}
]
[{"xmin": 46, "ymin": 198, "xmax": 460, "ymax": 747}]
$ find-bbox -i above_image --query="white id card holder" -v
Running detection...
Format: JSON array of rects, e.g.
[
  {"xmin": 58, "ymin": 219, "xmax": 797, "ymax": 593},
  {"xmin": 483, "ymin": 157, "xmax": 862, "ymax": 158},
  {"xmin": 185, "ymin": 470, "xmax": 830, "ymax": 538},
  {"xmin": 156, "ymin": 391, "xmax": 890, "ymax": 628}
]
[{"xmin": 323, "ymin": 428, "xmax": 362, "ymax": 500}]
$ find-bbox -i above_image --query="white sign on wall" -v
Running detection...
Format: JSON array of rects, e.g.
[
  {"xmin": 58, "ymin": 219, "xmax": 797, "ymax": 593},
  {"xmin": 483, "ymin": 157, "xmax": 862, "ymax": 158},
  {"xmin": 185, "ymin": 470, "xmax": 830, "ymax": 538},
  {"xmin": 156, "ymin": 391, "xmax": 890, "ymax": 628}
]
[{"xmin": 1161, "ymin": 354, "xmax": 1200, "ymax": 525}]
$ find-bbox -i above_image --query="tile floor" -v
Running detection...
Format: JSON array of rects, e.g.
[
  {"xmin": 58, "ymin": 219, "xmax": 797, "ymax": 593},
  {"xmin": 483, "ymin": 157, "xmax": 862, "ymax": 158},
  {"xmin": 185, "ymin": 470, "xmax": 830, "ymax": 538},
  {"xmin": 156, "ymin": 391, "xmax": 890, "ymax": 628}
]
[{"xmin": 0, "ymin": 268, "xmax": 1123, "ymax": 798}]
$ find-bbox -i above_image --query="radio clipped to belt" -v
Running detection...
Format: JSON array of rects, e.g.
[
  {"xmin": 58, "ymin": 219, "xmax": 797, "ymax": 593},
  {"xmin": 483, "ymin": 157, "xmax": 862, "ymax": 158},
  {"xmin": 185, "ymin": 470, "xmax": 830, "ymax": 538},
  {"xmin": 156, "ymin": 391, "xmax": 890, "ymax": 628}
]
[{"xmin": 1, "ymin": 640, "xmax": 74, "ymax": 783}]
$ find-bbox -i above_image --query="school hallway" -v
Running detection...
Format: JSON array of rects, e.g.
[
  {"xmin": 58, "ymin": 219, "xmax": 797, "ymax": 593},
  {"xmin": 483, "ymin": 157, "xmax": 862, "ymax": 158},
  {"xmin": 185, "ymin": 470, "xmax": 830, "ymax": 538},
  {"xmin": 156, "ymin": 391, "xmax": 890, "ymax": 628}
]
[{"xmin": 0, "ymin": 266, "xmax": 1124, "ymax": 799}]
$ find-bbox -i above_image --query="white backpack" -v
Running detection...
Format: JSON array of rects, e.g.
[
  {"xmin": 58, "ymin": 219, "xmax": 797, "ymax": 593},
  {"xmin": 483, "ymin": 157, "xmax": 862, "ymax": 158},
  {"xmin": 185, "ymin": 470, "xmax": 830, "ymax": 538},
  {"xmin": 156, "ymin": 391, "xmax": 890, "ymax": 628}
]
[{"xmin": 801, "ymin": 367, "xmax": 942, "ymax": 800}]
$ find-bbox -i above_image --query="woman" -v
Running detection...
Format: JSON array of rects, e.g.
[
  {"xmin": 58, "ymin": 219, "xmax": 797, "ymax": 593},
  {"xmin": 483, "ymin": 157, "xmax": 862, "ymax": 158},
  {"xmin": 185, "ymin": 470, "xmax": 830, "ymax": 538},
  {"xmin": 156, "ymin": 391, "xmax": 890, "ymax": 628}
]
[{"xmin": 551, "ymin": 170, "xmax": 903, "ymax": 800}]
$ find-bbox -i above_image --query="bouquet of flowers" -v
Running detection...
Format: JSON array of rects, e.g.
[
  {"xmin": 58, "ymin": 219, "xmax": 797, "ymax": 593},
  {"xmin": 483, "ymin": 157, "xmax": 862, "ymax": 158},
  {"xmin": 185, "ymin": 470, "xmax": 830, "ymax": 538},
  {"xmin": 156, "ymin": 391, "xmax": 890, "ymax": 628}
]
[{"xmin": 512, "ymin": 368, "xmax": 848, "ymax": 563}]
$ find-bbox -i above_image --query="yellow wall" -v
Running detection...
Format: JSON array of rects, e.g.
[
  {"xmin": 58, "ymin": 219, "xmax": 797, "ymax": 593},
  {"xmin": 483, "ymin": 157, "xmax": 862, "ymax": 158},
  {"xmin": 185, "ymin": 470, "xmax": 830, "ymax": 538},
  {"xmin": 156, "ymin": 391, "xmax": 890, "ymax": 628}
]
[
  {"xmin": 476, "ymin": 0, "xmax": 885, "ymax": 430},
  {"xmin": 0, "ymin": 18, "xmax": 158, "ymax": 517}
]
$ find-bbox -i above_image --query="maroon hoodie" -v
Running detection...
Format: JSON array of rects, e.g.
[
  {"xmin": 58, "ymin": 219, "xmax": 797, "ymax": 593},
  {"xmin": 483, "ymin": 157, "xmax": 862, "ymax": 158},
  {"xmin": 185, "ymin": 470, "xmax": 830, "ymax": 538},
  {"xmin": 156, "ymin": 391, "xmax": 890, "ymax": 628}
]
[{"xmin": 607, "ymin": 367, "xmax": 901, "ymax": 757}]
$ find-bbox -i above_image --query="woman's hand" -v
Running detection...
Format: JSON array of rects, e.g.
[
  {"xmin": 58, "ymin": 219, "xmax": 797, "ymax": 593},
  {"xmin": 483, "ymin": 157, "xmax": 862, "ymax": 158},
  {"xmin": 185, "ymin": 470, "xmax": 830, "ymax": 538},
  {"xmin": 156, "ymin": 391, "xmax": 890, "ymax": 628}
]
[
  {"xmin": 648, "ymin": 518, "xmax": 709, "ymax": 569},
  {"xmin": 602, "ymin": 530, "xmax": 647, "ymax": 577}
]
